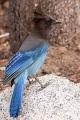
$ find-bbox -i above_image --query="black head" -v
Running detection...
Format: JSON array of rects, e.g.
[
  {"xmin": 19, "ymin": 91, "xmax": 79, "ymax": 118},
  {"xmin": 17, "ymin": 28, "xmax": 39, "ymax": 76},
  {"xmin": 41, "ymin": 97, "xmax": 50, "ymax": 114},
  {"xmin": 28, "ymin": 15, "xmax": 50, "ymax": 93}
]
[{"xmin": 33, "ymin": 9, "xmax": 61, "ymax": 31}]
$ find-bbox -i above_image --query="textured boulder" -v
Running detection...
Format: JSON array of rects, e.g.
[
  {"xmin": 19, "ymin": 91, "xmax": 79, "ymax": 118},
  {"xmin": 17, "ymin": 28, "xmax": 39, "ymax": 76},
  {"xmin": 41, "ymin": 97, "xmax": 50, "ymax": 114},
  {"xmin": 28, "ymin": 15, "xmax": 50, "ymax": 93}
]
[{"xmin": 0, "ymin": 74, "xmax": 80, "ymax": 120}]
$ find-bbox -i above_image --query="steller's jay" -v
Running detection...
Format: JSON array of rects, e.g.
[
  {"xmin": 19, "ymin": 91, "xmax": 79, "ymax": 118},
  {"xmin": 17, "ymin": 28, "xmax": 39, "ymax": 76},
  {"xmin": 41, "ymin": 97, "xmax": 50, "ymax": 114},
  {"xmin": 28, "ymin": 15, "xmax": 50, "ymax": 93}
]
[{"xmin": 3, "ymin": 9, "xmax": 61, "ymax": 117}]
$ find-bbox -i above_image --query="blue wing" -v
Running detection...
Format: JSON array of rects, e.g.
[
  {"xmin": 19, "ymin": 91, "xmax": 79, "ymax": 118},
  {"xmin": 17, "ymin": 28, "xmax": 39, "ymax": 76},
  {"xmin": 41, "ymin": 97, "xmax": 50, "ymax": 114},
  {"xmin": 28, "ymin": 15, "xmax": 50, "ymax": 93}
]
[{"xmin": 4, "ymin": 43, "xmax": 48, "ymax": 84}]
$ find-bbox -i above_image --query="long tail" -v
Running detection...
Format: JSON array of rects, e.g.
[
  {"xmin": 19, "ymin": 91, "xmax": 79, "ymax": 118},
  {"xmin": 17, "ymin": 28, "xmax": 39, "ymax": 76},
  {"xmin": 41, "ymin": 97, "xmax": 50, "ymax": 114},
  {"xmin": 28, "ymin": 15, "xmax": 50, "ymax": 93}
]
[{"xmin": 10, "ymin": 71, "xmax": 27, "ymax": 117}]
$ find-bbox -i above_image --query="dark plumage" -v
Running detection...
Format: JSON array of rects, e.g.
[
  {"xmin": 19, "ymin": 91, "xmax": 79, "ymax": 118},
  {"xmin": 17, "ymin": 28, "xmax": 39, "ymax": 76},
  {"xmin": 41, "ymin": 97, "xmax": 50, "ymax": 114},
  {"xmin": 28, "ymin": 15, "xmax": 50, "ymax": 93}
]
[{"xmin": 3, "ymin": 9, "xmax": 61, "ymax": 117}]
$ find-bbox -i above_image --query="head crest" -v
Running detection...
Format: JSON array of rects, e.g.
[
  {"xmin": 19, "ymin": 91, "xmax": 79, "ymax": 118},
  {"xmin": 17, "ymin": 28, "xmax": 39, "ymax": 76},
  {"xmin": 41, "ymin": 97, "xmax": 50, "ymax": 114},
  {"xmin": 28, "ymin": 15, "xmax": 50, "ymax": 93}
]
[{"xmin": 33, "ymin": 8, "xmax": 53, "ymax": 23}]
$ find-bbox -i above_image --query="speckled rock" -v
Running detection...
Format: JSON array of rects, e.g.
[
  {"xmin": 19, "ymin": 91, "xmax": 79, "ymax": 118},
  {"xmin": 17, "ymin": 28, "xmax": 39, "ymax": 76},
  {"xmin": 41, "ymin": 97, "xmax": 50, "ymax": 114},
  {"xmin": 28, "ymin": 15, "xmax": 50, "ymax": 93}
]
[{"xmin": 0, "ymin": 74, "xmax": 80, "ymax": 120}]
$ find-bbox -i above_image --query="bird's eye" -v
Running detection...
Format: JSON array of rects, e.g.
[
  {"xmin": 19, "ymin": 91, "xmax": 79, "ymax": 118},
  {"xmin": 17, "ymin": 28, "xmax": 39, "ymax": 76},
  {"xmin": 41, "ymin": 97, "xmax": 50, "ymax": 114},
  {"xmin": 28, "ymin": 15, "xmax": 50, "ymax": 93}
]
[{"xmin": 46, "ymin": 20, "xmax": 50, "ymax": 24}]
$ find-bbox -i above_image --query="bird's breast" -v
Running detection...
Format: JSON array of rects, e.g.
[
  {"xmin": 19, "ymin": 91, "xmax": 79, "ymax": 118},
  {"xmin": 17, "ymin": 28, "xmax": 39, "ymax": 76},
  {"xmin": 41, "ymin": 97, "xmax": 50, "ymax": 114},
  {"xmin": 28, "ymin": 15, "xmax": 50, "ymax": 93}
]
[{"xmin": 27, "ymin": 50, "xmax": 47, "ymax": 75}]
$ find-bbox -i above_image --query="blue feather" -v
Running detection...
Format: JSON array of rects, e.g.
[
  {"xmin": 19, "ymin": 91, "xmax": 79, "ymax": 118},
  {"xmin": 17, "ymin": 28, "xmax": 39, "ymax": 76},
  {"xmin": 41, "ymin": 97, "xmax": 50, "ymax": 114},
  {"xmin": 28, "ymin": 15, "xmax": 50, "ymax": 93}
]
[
  {"xmin": 4, "ymin": 42, "xmax": 48, "ymax": 117},
  {"xmin": 4, "ymin": 43, "xmax": 48, "ymax": 84},
  {"xmin": 10, "ymin": 71, "xmax": 28, "ymax": 117}
]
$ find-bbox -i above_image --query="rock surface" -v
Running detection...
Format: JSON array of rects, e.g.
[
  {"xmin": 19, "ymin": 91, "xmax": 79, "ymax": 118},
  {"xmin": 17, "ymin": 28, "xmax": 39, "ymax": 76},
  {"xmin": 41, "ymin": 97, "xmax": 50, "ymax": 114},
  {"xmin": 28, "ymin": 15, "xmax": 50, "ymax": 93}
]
[{"xmin": 0, "ymin": 74, "xmax": 80, "ymax": 120}]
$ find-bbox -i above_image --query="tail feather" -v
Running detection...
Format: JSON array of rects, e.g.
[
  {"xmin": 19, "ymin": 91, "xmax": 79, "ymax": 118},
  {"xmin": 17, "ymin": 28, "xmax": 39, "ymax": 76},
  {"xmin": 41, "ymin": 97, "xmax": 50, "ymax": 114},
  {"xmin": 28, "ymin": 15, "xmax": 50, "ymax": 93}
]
[{"xmin": 10, "ymin": 72, "xmax": 27, "ymax": 117}]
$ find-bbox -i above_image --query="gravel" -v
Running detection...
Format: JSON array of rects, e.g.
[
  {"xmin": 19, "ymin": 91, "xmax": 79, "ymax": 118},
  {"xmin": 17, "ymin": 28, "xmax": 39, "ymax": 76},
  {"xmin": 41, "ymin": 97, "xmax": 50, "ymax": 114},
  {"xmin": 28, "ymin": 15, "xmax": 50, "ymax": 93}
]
[{"xmin": 0, "ymin": 74, "xmax": 80, "ymax": 120}]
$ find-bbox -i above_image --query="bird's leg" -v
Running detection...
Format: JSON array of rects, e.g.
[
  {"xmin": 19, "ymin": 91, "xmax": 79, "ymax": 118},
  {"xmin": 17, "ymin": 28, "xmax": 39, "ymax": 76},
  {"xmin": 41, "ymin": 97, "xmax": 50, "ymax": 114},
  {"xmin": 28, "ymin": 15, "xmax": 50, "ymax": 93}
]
[
  {"xmin": 27, "ymin": 76, "xmax": 35, "ymax": 85},
  {"xmin": 27, "ymin": 76, "xmax": 32, "ymax": 84},
  {"xmin": 33, "ymin": 75, "xmax": 49, "ymax": 89}
]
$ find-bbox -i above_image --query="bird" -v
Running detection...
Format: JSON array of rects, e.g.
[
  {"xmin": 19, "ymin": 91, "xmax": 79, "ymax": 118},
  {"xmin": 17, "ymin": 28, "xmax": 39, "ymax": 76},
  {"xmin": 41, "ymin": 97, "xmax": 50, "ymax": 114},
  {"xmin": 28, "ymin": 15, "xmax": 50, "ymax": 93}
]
[{"xmin": 3, "ymin": 9, "xmax": 61, "ymax": 117}]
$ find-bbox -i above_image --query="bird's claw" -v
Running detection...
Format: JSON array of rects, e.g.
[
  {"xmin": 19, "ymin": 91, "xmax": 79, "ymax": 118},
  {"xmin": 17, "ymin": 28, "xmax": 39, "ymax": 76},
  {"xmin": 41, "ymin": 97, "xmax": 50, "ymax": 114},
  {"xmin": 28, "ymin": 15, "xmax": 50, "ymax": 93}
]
[{"xmin": 38, "ymin": 82, "xmax": 50, "ymax": 91}]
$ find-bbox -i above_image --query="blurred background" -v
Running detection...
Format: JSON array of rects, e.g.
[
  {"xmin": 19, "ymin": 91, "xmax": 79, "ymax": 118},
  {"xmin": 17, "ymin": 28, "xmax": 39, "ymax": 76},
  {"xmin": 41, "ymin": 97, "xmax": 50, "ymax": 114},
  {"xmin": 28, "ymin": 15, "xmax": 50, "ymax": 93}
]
[{"xmin": 0, "ymin": 0, "xmax": 80, "ymax": 91}]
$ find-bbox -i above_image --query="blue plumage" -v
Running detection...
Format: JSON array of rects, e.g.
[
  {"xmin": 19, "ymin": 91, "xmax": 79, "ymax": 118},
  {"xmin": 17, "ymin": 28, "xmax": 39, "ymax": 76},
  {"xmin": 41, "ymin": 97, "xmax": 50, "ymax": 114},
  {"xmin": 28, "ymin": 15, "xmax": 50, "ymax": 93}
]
[
  {"xmin": 3, "ymin": 9, "xmax": 60, "ymax": 117},
  {"xmin": 10, "ymin": 71, "xmax": 28, "ymax": 117},
  {"xmin": 4, "ymin": 42, "xmax": 48, "ymax": 117}
]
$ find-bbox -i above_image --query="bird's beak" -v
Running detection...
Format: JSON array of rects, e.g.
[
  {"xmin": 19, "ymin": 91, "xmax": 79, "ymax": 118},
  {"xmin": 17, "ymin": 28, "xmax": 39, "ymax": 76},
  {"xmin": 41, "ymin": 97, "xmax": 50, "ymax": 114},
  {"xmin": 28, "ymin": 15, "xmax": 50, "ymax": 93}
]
[{"xmin": 53, "ymin": 20, "xmax": 61, "ymax": 24}]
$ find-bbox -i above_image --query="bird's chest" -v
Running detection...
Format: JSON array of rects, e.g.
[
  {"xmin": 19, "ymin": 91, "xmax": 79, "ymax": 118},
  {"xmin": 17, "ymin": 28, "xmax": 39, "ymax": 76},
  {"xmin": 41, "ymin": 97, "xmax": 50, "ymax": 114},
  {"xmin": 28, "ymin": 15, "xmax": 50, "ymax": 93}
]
[{"xmin": 27, "ymin": 51, "xmax": 47, "ymax": 75}]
